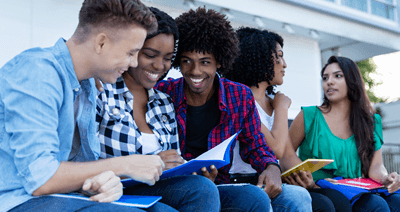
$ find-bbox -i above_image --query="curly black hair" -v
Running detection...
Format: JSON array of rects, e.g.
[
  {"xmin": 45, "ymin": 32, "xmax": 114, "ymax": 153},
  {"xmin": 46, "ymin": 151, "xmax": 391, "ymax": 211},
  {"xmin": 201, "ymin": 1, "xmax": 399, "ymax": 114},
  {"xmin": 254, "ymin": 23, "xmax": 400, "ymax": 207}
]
[
  {"xmin": 147, "ymin": 7, "xmax": 179, "ymax": 81},
  {"xmin": 224, "ymin": 27, "xmax": 283, "ymax": 94},
  {"xmin": 172, "ymin": 7, "xmax": 239, "ymax": 75}
]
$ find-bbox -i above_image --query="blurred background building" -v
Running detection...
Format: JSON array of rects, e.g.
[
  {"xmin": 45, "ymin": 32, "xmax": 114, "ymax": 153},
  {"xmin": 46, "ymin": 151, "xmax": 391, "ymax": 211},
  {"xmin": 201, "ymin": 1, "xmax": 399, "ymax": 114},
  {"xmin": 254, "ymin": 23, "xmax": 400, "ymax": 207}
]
[{"xmin": 1, "ymin": 0, "xmax": 399, "ymax": 169}]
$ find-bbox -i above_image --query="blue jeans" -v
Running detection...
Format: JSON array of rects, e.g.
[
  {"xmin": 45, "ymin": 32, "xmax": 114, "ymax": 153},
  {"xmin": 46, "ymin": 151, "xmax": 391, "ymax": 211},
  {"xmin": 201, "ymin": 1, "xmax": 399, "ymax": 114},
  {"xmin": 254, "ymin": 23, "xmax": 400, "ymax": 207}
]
[
  {"xmin": 218, "ymin": 184, "xmax": 273, "ymax": 212},
  {"xmin": 9, "ymin": 196, "xmax": 175, "ymax": 212},
  {"xmin": 124, "ymin": 175, "xmax": 220, "ymax": 212},
  {"xmin": 271, "ymin": 184, "xmax": 313, "ymax": 212},
  {"xmin": 353, "ymin": 193, "xmax": 400, "ymax": 212}
]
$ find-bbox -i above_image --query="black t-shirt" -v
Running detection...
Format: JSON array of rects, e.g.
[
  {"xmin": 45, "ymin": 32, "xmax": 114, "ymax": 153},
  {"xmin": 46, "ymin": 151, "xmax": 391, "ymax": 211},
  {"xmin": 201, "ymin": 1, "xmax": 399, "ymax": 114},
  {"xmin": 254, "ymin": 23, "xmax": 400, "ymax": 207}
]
[{"xmin": 185, "ymin": 91, "xmax": 221, "ymax": 158}]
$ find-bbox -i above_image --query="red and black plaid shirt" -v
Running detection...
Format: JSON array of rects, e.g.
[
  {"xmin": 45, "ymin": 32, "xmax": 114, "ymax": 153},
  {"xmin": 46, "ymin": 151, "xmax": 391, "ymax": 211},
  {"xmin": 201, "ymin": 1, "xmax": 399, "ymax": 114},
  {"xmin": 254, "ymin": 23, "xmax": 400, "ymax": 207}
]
[{"xmin": 156, "ymin": 76, "xmax": 279, "ymax": 184}]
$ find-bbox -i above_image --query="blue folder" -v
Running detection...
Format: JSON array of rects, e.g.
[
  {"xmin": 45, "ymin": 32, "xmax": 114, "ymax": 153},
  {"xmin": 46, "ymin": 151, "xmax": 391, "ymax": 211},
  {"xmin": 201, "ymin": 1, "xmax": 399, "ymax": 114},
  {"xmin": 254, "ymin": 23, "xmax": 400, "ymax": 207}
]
[
  {"xmin": 50, "ymin": 193, "xmax": 161, "ymax": 208},
  {"xmin": 316, "ymin": 177, "xmax": 400, "ymax": 205}
]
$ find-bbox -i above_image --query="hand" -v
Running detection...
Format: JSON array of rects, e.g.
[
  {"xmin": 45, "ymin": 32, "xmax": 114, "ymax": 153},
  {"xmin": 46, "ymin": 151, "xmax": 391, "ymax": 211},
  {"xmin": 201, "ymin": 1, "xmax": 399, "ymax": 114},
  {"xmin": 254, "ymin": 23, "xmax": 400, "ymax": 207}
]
[
  {"xmin": 157, "ymin": 149, "xmax": 185, "ymax": 171},
  {"xmin": 192, "ymin": 165, "xmax": 218, "ymax": 182},
  {"xmin": 95, "ymin": 78, "xmax": 104, "ymax": 92},
  {"xmin": 282, "ymin": 170, "xmax": 316, "ymax": 189},
  {"xmin": 257, "ymin": 165, "xmax": 282, "ymax": 198},
  {"xmin": 122, "ymin": 154, "xmax": 165, "ymax": 186},
  {"xmin": 81, "ymin": 170, "xmax": 123, "ymax": 202},
  {"xmin": 271, "ymin": 92, "xmax": 291, "ymax": 109},
  {"xmin": 382, "ymin": 172, "xmax": 400, "ymax": 193}
]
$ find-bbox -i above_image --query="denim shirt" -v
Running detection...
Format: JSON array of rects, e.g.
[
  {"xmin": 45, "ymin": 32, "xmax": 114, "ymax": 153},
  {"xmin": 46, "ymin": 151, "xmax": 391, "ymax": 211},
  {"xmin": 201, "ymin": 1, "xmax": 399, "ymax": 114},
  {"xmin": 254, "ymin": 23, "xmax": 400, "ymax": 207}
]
[{"xmin": 0, "ymin": 38, "xmax": 99, "ymax": 212}]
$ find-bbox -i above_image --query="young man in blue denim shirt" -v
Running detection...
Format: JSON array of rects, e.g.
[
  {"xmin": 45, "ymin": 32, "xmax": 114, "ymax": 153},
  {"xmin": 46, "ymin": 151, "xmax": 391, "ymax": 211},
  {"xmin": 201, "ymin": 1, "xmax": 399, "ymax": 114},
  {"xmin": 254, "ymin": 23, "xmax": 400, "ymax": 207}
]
[{"xmin": 0, "ymin": 1, "xmax": 220, "ymax": 212}]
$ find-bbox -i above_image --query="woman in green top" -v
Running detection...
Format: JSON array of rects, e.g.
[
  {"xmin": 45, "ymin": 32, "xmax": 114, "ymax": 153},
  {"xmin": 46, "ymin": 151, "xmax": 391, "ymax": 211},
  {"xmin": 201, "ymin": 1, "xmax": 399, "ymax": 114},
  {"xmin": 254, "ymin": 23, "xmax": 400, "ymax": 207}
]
[{"xmin": 281, "ymin": 56, "xmax": 400, "ymax": 212}]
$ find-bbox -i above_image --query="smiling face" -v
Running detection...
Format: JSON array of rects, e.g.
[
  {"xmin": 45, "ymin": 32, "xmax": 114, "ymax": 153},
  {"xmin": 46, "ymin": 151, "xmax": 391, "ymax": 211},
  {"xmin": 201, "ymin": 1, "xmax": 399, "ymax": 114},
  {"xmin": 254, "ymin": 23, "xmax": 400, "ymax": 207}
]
[
  {"xmin": 322, "ymin": 62, "xmax": 348, "ymax": 103},
  {"xmin": 269, "ymin": 43, "xmax": 287, "ymax": 86},
  {"xmin": 180, "ymin": 51, "xmax": 221, "ymax": 95},
  {"xmin": 126, "ymin": 33, "xmax": 175, "ymax": 90},
  {"xmin": 95, "ymin": 25, "xmax": 147, "ymax": 84}
]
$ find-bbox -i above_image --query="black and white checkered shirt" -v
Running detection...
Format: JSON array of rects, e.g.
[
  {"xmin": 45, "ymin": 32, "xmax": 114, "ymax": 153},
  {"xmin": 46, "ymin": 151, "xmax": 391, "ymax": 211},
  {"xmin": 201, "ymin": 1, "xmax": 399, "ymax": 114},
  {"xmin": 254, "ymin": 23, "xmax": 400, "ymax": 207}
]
[{"xmin": 96, "ymin": 77, "xmax": 179, "ymax": 158}]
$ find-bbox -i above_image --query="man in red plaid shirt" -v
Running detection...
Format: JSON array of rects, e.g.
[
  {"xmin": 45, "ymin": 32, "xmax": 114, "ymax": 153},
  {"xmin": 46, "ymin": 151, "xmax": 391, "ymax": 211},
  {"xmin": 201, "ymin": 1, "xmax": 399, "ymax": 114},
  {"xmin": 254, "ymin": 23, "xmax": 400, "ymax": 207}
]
[{"xmin": 156, "ymin": 6, "xmax": 312, "ymax": 212}]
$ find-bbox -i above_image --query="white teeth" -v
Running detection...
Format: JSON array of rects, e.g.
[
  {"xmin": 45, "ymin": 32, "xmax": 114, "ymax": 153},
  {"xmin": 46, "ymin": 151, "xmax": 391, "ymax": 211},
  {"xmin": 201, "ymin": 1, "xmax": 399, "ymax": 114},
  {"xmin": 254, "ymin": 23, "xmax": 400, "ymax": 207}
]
[
  {"xmin": 145, "ymin": 71, "xmax": 159, "ymax": 80},
  {"xmin": 191, "ymin": 78, "xmax": 204, "ymax": 83}
]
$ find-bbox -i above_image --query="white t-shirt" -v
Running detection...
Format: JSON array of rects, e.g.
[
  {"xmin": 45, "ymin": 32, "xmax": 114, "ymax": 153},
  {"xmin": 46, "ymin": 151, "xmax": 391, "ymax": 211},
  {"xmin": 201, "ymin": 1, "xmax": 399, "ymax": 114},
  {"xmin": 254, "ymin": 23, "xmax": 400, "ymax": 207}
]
[
  {"xmin": 141, "ymin": 132, "xmax": 162, "ymax": 155},
  {"xmin": 229, "ymin": 98, "xmax": 275, "ymax": 174}
]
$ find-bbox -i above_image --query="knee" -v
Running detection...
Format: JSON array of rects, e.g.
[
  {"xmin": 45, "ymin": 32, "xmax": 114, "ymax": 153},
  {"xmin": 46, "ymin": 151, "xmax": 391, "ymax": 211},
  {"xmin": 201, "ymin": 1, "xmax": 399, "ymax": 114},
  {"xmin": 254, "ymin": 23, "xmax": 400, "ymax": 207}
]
[
  {"xmin": 219, "ymin": 184, "xmax": 272, "ymax": 212},
  {"xmin": 353, "ymin": 194, "xmax": 390, "ymax": 212},
  {"xmin": 184, "ymin": 175, "xmax": 220, "ymax": 198},
  {"xmin": 274, "ymin": 185, "xmax": 312, "ymax": 211}
]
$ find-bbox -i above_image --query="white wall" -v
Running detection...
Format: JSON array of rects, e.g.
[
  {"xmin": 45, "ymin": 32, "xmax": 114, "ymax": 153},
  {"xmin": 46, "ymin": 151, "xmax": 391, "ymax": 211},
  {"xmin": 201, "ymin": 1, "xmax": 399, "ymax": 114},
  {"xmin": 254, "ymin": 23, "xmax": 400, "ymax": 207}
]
[
  {"xmin": 0, "ymin": 0, "xmax": 82, "ymax": 67},
  {"xmin": 1, "ymin": 0, "xmax": 323, "ymax": 120}
]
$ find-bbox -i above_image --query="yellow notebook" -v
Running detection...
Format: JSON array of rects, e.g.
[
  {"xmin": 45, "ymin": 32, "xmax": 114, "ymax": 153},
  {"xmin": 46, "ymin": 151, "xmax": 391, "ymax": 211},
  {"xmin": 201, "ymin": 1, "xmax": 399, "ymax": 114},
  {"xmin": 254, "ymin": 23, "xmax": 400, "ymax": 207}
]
[{"xmin": 281, "ymin": 159, "xmax": 334, "ymax": 178}]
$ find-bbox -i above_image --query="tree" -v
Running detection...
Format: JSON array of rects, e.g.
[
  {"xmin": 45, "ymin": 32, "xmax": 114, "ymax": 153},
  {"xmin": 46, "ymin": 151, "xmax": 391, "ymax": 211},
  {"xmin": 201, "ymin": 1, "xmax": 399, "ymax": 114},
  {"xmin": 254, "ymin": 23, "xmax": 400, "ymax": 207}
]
[{"xmin": 356, "ymin": 58, "xmax": 387, "ymax": 103}]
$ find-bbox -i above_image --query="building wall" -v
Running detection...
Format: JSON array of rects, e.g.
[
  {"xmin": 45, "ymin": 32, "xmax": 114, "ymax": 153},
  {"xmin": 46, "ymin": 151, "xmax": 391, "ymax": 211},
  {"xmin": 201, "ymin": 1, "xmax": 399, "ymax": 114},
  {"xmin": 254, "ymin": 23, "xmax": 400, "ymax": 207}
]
[
  {"xmin": 0, "ymin": 0, "xmax": 324, "ymax": 120},
  {"xmin": 0, "ymin": 0, "xmax": 82, "ymax": 68}
]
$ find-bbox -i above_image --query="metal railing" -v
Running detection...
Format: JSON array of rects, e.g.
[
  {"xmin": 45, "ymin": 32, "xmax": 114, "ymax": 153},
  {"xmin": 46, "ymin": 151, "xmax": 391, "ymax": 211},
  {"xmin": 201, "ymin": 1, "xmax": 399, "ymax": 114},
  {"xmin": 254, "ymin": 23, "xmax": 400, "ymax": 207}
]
[{"xmin": 382, "ymin": 144, "xmax": 400, "ymax": 173}]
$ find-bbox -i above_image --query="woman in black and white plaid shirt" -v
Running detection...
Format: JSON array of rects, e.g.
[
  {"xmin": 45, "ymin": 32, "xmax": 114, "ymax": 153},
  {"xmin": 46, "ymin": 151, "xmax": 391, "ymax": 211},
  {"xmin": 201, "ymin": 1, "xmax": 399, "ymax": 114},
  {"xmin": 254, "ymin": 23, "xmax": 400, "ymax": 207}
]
[
  {"xmin": 96, "ymin": 7, "xmax": 184, "ymax": 169},
  {"xmin": 95, "ymin": 7, "xmax": 221, "ymax": 212}
]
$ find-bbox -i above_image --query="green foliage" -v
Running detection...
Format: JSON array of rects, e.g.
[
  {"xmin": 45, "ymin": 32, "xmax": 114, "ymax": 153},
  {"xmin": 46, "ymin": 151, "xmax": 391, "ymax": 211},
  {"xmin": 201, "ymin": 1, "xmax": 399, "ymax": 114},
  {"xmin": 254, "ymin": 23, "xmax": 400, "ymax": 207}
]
[{"xmin": 356, "ymin": 58, "xmax": 387, "ymax": 103}]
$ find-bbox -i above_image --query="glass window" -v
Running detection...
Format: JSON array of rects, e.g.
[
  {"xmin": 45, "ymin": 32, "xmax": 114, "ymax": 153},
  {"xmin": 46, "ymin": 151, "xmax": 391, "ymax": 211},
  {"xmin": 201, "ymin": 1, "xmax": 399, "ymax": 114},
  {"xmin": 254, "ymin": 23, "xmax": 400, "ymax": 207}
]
[
  {"xmin": 342, "ymin": 0, "xmax": 368, "ymax": 12},
  {"xmin": 371, "ymin": 0, "xmax": 395, "ymax": 20}
]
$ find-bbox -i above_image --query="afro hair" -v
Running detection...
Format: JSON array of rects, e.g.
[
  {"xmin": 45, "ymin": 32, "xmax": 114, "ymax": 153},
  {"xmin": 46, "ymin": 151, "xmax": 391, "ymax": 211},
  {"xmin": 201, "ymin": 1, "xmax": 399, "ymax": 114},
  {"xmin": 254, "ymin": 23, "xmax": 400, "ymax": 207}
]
[
  {"xmin": 172, "ymin": 7, "xmax": 239, "ymax": 75},
  {"xmin": 224, "ymin": 27, "xmax": 283, "ymax": 94}
]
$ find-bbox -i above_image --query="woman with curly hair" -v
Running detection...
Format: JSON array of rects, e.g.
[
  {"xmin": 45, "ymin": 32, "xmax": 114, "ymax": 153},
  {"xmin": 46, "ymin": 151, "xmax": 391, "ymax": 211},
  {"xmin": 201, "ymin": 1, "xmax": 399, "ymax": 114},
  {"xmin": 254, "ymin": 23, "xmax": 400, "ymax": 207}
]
[
  {"xmin": 281, "ymin": 56, "xmax": 400, "ymax": 211},
  {"xmin": 96, "ymin": 7, "xmax": 220, "ymax": 212},
  {"xmin": 156, "ymin": 7, "xmax": 312, "ymax": 212},
  {"xmin": 225, "ymin": 27, "xmax": 348, "ymax": 212}
]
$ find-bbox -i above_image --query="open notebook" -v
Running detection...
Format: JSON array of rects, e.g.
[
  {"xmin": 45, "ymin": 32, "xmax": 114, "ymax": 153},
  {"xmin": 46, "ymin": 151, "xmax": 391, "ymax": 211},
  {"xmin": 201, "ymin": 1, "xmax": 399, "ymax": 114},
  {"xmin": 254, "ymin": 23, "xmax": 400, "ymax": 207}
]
[
  {"xmin": 281, "ymin": 159, "xmax": 334, "ymax": 178},
  {"xmin": 50, "ymin": 193, "xmax": 161, "ymax": 208},
  {"xmin": 122, "ymin": 131, "xmax": 240, "ymax": 187}
]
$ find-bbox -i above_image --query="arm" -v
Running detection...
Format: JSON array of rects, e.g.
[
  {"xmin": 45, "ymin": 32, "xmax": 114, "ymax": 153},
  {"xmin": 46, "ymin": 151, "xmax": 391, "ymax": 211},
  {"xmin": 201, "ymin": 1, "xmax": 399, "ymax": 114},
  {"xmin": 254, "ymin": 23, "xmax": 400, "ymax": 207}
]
[
  {"xmin": 369, "ymin": 149, "xmax": 400, "ymax": 193},
  {"xmin": 33, "ymin": 154, "xmax": 164, "ymax": 196},
  {"xmin": 4, "ymin": 59, "xmax": 163, "ymax": 198},
  {"xmin": 280, "ymin": 110, "xmax": 317, "ymax": 189},
  {"xmin": 260, "ymin": 92, "xmax": 291, "ymax": 159},
  {"xmin": 240, "ymin": 89, "xmax": 279, "ymax": 173},
  {"xmin": 279, "ymin": 110, "xmax": 305, "ymax": 171}
]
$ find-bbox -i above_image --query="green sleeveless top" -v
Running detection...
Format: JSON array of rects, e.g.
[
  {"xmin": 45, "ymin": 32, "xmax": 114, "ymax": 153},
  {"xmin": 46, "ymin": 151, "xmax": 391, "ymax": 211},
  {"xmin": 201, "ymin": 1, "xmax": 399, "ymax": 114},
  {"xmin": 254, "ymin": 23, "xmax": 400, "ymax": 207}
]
[{"xmin": 299, "ymin": 106, "xmax": 383, "ymax": 181}]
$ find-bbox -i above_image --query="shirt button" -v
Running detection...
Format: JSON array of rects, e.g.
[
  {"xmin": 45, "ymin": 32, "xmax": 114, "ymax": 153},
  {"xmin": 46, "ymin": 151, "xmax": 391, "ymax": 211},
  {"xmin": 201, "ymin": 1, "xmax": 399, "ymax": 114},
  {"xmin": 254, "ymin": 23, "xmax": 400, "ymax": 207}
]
[
  {"xmin": 74, "ymin": 88, "xmax": 79, "ymax": 92},
  {"xmin": 112, "ymin": 108, "xmax": 120, "ymax": 116}
]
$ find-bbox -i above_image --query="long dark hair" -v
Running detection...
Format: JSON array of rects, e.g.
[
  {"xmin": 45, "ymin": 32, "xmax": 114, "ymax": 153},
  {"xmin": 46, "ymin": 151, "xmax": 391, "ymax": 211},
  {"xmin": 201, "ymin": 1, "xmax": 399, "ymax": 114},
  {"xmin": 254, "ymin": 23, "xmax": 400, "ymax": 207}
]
[{"xmin": 321, "ymin": 56, "xmax": 375, "ymax": 177}]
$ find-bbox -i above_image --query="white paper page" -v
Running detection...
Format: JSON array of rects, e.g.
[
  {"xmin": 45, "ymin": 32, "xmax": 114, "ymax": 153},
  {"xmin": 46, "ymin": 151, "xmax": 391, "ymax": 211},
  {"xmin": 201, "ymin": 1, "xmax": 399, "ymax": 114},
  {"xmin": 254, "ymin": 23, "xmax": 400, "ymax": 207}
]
[{"xmin": 195, "ymin": 133, "xmax": 238, "ymax": 161}]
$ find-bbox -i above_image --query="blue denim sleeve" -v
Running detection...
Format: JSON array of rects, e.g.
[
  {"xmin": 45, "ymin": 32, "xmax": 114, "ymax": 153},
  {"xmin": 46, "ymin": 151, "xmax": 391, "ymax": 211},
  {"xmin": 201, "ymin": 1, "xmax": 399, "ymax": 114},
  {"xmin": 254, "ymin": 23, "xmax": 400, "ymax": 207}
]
[{"xmin": 2, "ymin": 56, "xmax": 63, "ymax": 194}]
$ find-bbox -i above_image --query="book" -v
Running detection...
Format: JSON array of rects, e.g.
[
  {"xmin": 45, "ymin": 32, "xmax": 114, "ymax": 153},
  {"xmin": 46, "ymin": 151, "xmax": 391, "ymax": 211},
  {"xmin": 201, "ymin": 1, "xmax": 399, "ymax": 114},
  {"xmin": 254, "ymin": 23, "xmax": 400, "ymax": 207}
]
[
  {"xmin": 122, "ymin": 131, "xmax": 240, "ymax": 187},
  {"xmin": 50, "ymin": 193, "xmax": 161, "ymax": 208},
  {"xmin": 316, "ymin": 177, "xmax": 399, "ymax": 204},
  {"xmin": 333, "ymin": 178, "xmax": 384, "ymax": 190},
  {"xmin": 281, "ymin": 159, "xmax": 334, "ymax": 178}
]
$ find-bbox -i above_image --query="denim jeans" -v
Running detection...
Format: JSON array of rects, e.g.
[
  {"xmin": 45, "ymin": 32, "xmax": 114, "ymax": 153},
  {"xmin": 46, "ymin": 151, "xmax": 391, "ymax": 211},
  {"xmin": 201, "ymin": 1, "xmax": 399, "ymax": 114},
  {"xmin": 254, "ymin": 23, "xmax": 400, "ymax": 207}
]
[
  {"xmin": 218, "ymin": 183, "xmax": 273, "ymax": 212},
  {"xmin": 9, "ymin": 195, "xmax": 176, "ymax": 212},
  {"xmin": 124, "ymin": 175, "xmax": 220, "ymax": 212},
  {"xmin": 271, "ymin": 184, "xmax": 313, "ymax": 212},
  {"xmin": 353, "ymin": 193, "xmax": 400, "ymax": 212}
]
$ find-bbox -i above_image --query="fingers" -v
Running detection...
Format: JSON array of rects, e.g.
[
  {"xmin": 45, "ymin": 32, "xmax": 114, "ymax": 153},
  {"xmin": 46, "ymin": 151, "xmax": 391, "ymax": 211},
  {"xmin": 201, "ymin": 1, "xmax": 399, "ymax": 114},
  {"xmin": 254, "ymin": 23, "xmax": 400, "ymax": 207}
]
[
  {"xmin": 210, "ymin": 165, "xmax": 218, "ymax": 179},
  {"xmin": 95, "ymin": 78, "xmax": 104, "ymax": 92},
  {"xmin": 83, "ymin": 171, "xmax": 123, "ymax": 202},
  {"xmin": 89, "ymin": 178, "xmax": 123, "ymax": 202},
  {"xmin": 294, "ymin": 172, "xmax": 307, "ymax": 188},
  {"xmin": 158, "ymin": 150, "xmax": 183, "ymax": 170}
]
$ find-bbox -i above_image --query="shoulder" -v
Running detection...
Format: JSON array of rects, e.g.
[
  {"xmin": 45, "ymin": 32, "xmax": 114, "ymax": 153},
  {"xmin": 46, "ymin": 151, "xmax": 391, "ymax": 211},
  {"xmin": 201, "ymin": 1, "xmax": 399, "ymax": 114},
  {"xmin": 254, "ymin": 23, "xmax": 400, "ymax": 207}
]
[
  {"xmin": 220, "ymin": 78, "xmax": 253, "ymax": 97},
  {"xmin": 374, "ymin": 113, "xmax": 382, "ymax": 124},
  {"xmin": 156, "ymin": 77, "xmax": 181, "ymax": 91},
  {"xmin": 153, "ymin": 88, "xmax": 174, "ymax": 104}
]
